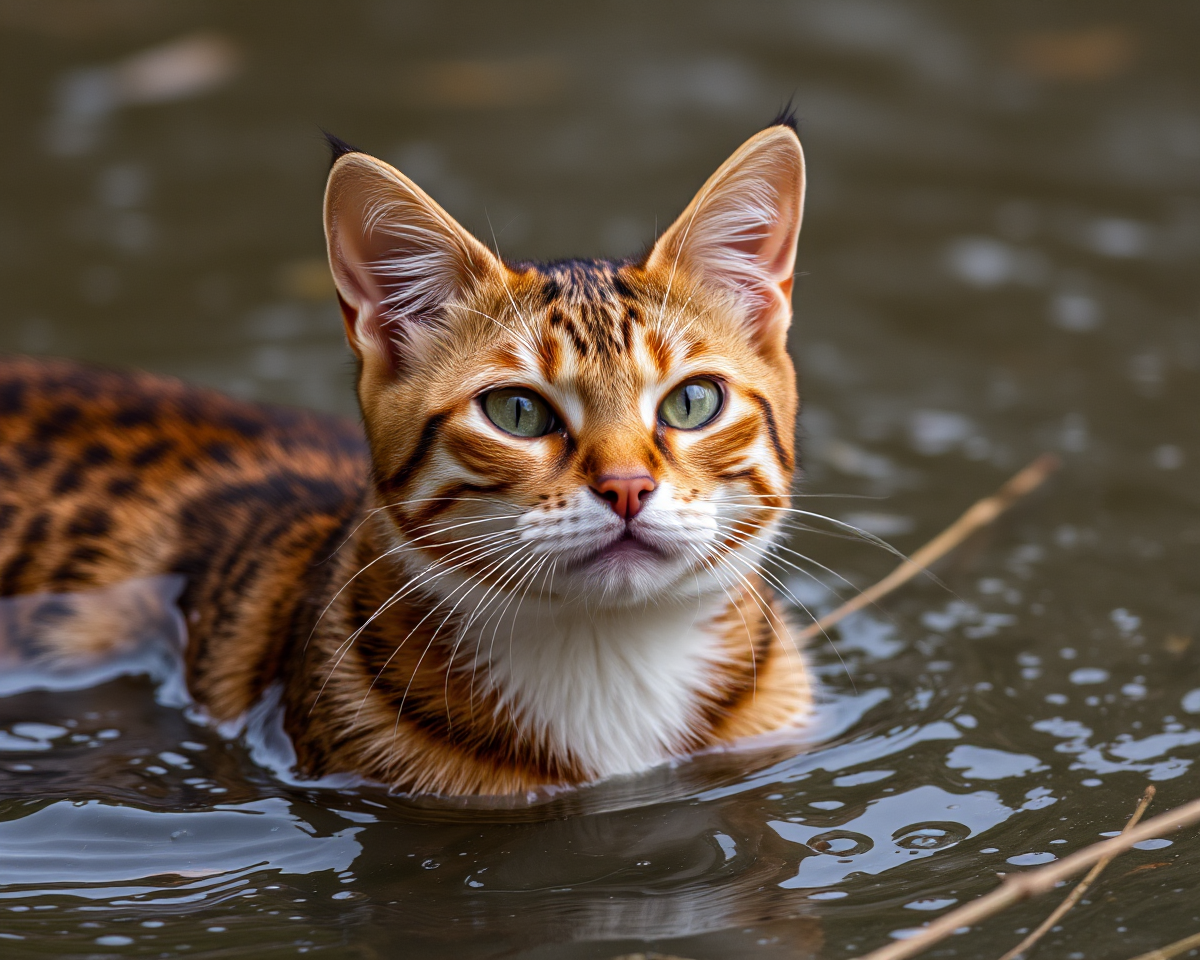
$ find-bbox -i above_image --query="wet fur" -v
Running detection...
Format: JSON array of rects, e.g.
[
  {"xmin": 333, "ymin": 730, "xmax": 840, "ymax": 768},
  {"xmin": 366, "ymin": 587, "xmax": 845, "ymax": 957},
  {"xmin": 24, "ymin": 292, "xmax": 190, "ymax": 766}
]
[{"xmin": 0, "ymin": 123, "xmax": 811, "ymax": 795}]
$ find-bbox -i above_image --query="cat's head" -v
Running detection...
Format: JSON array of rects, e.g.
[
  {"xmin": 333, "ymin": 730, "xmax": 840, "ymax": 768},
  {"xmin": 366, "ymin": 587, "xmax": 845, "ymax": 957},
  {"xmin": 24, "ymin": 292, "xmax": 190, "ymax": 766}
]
[{"xmin": 324, "ymin": 124, "xmax": 804, "ymax": 608}]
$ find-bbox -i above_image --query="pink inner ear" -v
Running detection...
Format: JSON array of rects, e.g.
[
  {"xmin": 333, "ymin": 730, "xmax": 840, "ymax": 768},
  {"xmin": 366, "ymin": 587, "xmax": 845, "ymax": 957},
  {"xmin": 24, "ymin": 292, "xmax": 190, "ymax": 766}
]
[
  {"xmin": 701, "ymin": 178, "xmax": 802, "ymax": 339},
  {"xmin": 647, "ymin": 129, "xmax": 805, "ymax": 345},
  {"xmin": 760, "ymin": 203, "xmax": 802, "ymax": 284},
  {"xmin": 325, "ymin": 154, "xmax": 504, "ymax": 375}
]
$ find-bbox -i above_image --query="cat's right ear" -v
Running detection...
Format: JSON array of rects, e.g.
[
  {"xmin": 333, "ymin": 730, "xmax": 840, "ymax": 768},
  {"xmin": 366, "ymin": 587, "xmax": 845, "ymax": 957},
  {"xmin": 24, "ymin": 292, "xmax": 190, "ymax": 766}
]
[{"xmin": 323, "ymin": 151, "xmax": 501, "ymax": 373}]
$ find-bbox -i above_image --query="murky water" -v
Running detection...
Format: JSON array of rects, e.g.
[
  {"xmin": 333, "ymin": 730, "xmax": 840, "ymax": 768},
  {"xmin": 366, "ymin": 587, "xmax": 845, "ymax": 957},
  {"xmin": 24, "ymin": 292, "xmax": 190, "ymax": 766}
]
[{"xmin": 2, "ymin": 2, "xmax": 1200, "ymax": 957}]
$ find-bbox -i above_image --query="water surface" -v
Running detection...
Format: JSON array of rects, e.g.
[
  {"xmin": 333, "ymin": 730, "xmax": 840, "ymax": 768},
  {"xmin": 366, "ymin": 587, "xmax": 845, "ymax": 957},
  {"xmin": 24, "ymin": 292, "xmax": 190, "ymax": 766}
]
[{"xmin": 1, "ymin": 2, "xmax": 1199, "ymax": 957}]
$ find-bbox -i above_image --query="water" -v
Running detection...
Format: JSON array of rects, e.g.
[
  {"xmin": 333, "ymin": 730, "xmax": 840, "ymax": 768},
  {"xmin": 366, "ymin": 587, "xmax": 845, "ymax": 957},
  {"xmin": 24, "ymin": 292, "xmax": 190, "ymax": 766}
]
[{"xmin": 2, "ymin": 1, "xmax": 1199, "ymax": 957}]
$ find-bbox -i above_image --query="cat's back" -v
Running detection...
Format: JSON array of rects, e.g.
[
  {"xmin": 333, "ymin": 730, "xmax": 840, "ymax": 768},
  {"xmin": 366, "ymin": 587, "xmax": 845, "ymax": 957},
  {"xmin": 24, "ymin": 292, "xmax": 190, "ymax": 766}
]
[{"xmin": 0, "ymin": 355, "xmax": 368, "ymax": 601}]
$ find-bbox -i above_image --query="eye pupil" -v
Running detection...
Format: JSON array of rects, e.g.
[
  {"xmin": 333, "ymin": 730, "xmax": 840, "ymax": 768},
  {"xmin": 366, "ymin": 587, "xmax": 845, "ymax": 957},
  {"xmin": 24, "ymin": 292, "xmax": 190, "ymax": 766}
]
[
  {"xmin": 484, "ymin": 389, "xmax": 554, "ymax": 438},
  {"xmin": 659, "ymin": 378, "xmax": 721, "ymax": 429}
]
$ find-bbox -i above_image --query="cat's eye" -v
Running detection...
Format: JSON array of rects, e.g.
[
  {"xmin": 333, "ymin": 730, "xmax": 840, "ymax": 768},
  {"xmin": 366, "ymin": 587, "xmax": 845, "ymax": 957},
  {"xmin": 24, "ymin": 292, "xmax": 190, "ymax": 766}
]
[
  {"xmin": 482, "ymin": 388, "xmax": 557, "ymax": 438},
  {"xmin": 658, "ymin": 378, "xmax": 723, "ymax": 430}
]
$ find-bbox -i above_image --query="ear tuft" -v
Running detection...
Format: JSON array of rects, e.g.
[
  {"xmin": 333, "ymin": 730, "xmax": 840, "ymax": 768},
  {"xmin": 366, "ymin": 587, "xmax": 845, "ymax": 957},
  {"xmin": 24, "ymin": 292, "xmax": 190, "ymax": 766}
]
[
  {"xmin": 323, "ymin": 130, "xmax": 362, "ymax": 170},
  {"xmin": 768, "ymin": 101, "xmax": 798, "ymax": 132}
]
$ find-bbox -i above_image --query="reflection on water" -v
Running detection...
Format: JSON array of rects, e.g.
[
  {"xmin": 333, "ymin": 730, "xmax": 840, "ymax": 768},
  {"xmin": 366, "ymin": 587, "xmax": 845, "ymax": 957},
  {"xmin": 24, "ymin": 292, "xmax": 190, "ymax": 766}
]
[{"xmin": 2, "ymin": 0, "xmax": 1200, "ymax": 957}]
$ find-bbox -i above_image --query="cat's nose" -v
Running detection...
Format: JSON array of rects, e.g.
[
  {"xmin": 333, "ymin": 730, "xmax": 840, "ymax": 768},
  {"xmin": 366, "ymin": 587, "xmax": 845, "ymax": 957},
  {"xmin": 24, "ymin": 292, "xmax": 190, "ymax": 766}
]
[{"xmin": 592, "ymin": 475, "xmax": 656, "ymax": 520}]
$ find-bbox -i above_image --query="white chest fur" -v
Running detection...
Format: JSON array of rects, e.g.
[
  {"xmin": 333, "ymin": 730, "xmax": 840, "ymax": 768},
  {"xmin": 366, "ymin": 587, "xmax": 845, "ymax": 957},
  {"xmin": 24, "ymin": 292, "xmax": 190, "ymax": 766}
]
[{"xmin": 463, "ymin": 594, "xmax": 734, "ymax": 779}]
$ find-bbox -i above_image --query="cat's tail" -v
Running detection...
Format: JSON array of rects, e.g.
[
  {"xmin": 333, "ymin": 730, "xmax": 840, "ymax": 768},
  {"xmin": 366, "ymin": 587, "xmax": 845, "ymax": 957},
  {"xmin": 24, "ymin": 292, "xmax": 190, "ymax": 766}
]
[{"xmin": 0, "ymin": 575, "xmax": 189, "ymax": 699}]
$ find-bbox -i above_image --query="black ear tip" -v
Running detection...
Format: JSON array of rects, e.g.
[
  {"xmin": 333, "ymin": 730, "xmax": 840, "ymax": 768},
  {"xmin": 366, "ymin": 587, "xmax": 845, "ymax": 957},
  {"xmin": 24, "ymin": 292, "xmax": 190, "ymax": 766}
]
[
  {"xmin": 323, "ymin": 130, "xmax": 363, "ymax": 169},
  {"xmin": 768, "ymin": 101, "xmax": 798, "ymax": 133}
]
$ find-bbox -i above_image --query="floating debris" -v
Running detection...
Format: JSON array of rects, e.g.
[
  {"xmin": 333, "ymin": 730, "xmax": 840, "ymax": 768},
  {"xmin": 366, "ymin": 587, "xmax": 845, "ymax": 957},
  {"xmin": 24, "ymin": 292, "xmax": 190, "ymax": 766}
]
[
  {"xmin": 1012, "ymin": 25, "xmax": 1139, "ymax": 82},
  {"xmin": 46, "ymin": 31, "xmax": 242, "ymax": 156}
]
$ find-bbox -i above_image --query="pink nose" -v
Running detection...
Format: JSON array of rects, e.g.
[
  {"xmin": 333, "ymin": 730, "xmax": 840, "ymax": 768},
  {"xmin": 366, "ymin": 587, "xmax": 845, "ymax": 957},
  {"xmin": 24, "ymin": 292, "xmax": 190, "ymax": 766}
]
[{"xmin": 592, "ymin": 475, "xmax": 656, "ymax": 520}]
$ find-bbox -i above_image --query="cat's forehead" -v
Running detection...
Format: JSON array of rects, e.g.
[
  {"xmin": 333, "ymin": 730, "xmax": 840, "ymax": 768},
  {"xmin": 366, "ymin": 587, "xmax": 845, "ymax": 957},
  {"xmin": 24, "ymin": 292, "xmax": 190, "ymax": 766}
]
[
  {"xmin": 496, "ymin": 259, "xmax": 715, "ymax": 393},
  {"xmin": 501, "ymin": 257, "xmax": 725, "ymax": 365},
  {"xmin": 440, "ymin": 256, "xmax": 748, "ymax": 424},
  {"xmin": 527, "ymin": 258, "xmax": 628, "ymax": 303}
]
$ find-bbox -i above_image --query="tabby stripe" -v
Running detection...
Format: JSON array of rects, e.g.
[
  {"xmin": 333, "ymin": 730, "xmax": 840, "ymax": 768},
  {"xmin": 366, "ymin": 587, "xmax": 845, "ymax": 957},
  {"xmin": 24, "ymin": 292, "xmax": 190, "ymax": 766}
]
[
  {"xmin": 406, "ymin": 481, "xmax": 511, "ymax": 528},
  {"xmin": 652, "ymin": 428, "xmax": 679, "ymax": 468},
  {"xmin": 747, "ymin": 391, "xmax": 793, "ymax": 471},
  {"xmin": 378, "ymin": 412, "xmax": 447, "ymax": 495}
]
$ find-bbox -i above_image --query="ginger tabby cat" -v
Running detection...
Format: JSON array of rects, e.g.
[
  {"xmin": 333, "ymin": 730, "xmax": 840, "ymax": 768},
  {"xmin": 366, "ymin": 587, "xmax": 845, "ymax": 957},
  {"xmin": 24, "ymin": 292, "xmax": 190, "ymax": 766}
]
[{"xmin": 0, "ymin": 118, "xmax": 810, "ymax": 795}]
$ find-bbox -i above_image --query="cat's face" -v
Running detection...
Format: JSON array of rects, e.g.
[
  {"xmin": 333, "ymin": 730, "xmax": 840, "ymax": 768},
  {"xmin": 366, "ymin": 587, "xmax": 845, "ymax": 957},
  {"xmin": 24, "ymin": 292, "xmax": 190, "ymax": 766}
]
[{"xmin": 325, "ymin": 126, "xmax": 804, "ymax": 608}]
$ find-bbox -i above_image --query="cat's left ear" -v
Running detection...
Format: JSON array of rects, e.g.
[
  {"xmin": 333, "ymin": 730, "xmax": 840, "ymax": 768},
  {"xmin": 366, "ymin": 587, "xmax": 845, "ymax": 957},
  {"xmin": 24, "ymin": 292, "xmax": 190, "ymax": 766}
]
[{"xmin": 645, "ymin": 124, "xmax": 805, "ymax": 350}]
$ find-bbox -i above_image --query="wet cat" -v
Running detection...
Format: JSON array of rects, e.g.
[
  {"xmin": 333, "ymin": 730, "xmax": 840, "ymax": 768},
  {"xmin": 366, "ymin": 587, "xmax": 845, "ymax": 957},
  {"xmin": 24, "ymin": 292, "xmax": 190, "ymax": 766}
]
[{"xmin": 0, "ymin": 117, "xmax": 810, "ymax": 795}]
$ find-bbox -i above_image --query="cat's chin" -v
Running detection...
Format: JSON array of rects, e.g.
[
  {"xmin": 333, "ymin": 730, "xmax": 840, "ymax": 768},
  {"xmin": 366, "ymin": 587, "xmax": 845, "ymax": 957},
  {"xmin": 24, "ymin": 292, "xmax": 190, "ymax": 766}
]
[{"xmin": 565, "ymin": 537, "xmax": 691, "ymax": 606}]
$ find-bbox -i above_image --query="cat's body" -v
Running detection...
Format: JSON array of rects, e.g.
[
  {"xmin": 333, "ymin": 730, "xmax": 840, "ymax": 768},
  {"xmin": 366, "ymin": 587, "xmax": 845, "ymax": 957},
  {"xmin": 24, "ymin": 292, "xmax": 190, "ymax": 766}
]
[{"xmin": 0, "ymin": 121, "xmax": 811, "ymax": 795}]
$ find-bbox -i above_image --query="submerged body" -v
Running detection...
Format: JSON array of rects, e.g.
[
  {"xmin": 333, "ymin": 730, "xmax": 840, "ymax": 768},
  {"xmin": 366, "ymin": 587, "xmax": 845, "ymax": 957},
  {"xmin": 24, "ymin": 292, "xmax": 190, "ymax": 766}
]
[{"xmin": 0, "ymin": 121, "xmax": 812, "ymax": 795}]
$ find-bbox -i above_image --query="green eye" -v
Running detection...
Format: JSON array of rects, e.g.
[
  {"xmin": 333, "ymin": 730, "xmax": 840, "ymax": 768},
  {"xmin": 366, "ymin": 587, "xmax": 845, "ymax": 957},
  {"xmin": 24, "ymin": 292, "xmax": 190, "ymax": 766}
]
[
  {"xmin": 659, "ymin": 378, "xmax": 722, "ymax": 430},
  {"xmin": 483, "ymin": 388, "xmax": 556, "ymax": 438}
]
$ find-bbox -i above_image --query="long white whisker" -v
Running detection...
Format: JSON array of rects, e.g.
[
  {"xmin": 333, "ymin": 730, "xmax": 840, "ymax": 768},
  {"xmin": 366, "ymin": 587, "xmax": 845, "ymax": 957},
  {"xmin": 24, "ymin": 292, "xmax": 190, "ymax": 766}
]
[
  {"xmin": 308, "ymin": 520, "xmax": 517, "ymax": 647},
  {"xmin": 714, "ymin": 523, "xmax": 856, "ymax": 688},
  {"xmin": 315, "ymin": 534, "xmax": 521, "ymax": 709},
  {"xmin": 356, "ymin": 540, "xmax": 529, "ymax": 725},
  {"xmin": 442, "ymin": 546, "xmax": 547, "ymax": 724}
]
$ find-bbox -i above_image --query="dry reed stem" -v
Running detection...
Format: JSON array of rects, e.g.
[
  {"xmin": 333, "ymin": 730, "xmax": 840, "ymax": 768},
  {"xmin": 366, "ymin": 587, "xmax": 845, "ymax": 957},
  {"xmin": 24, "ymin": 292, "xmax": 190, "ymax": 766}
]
[
  {"xmin": 1125, "ymin": 931, "xmax": 1200, "ymax": 960},
  {"xmin": 795, "ymin": 453, "xmax": 1061, "ymax": 644},
  {"xmin": 997, "ymin": 786, "xmax": 1156, "ymax": 960},
  {"xmin": 853, "ymin": 793, "xmax": 1200, "ymax": 960}
]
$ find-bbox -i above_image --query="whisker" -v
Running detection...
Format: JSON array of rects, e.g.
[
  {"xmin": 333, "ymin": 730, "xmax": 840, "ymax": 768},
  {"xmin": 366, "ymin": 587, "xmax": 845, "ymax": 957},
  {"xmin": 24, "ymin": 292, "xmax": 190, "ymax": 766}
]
[
  {"xmin": 357, "ymin": 540, "xmax": 528, "ymax": 726},
  {"xmin": 679, "ymin": 541, "xmax": 761, "ymax": 692},
  {"xmin": 442, "ymin": 546, "xmax": 546, "ymax": 724},
  {"xmin": 382, "ymin": 542, "xmax": 531, "ymax": 771},
  {"xmin": 315, "ymin": 534, "xmax": 521, "ymax": 710},
  {"xmin": 307, "ymin": 520, "xmax": 517, "ymax": 648},
  {"xmin": 712, "ymin": 523, "xmax": 856, "ymax": 689},
  {"xmin": 721, "ymin": 504, "xmax": 908, "ymax": 562},
  {"xmin": 715, "ymin": 517, "xmax": 860, "ymax": 596}
]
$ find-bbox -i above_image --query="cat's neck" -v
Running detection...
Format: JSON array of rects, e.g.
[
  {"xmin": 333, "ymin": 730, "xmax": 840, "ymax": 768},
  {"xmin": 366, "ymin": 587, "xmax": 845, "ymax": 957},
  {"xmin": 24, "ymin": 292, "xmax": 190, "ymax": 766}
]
[
  {"xmin": 464, "ymin": 589, "xmax": 741, "ymax": 778},
  {"xmin": 292, "ymin": 518, "xmax": 808, "ymax": 794}
]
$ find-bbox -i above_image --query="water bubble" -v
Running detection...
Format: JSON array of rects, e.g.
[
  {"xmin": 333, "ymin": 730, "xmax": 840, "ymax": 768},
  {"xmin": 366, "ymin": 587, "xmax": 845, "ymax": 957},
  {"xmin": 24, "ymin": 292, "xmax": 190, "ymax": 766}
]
[
  {"xmin": 807, "ymin": 831, "xmax": 873, "ymax": 857},
  {"xmin": 892, "ymin": 822, "xmax": 970, "ymax": 851}
]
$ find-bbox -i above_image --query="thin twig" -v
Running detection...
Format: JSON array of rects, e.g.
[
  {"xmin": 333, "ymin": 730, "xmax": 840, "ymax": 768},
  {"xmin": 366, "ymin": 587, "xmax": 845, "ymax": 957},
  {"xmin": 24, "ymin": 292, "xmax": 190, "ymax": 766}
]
[
  {"xmin": 796, "ymin": 453, "xmax": 1061, "ymax": 643},
  {"xmin": 1125, "ymin": 931, "xmax": 1200, "ymax": 960},
  {"xmin": 997, "ymin": 786, "xmax": 1156, "ymax": 960},
  {"xmin": 853, "ymin": 794, "xmax": 1200, "ymax": 960}
]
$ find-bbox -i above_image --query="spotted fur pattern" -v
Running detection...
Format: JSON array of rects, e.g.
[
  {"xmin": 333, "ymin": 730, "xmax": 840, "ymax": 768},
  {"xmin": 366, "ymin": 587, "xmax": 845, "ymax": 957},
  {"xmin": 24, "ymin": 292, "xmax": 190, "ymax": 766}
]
[{"xmin": 0, "ymin": 123, "xmax": 811, "ymax": 795}]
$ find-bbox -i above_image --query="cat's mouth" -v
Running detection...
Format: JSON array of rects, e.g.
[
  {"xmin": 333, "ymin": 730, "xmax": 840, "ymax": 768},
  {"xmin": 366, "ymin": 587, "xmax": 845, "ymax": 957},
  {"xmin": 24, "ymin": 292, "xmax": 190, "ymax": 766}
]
[{"xmin": 580, "ymin": 530, "xmax": 664, "ymax": 567}]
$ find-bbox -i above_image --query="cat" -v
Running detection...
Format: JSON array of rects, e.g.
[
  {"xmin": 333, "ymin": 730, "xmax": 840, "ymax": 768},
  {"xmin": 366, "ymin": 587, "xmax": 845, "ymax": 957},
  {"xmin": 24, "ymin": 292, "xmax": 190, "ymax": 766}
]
[{"xmin": 0, "ymin": 116, "xmax": 810, "ymax": 795}]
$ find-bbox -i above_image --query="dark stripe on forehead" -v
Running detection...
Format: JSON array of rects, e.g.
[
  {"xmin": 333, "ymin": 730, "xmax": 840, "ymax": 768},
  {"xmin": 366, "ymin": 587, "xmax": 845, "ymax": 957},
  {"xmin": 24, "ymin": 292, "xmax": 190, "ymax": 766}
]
[
  {"xmin": 611, "ymin": 269, "xmax": 639, "ymax": 300},
  {"xmin": 549, "ymin": 307, "xmax": 591, "ymax": 357},
  {"xmin": 520, "ymin": 258, "xmax": 626, "ymax": 302},
  {"xmin": 746, "ymin": 391, "xmax": 794, "ymax": 472},
  {"xmin": 515, "ymin": 258, "xmax": 654, "ymax": 361},
  {"xmin": 377, "ymin": 412, "xmax": 447, "ymax": 496}
]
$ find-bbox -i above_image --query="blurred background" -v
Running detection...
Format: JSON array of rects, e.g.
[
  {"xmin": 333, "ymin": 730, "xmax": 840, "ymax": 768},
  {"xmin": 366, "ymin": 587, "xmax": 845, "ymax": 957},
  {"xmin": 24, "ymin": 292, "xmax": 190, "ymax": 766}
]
[{"xmin": 1, "ymin": 2, "xmax": 1200, "ymax": 959}]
